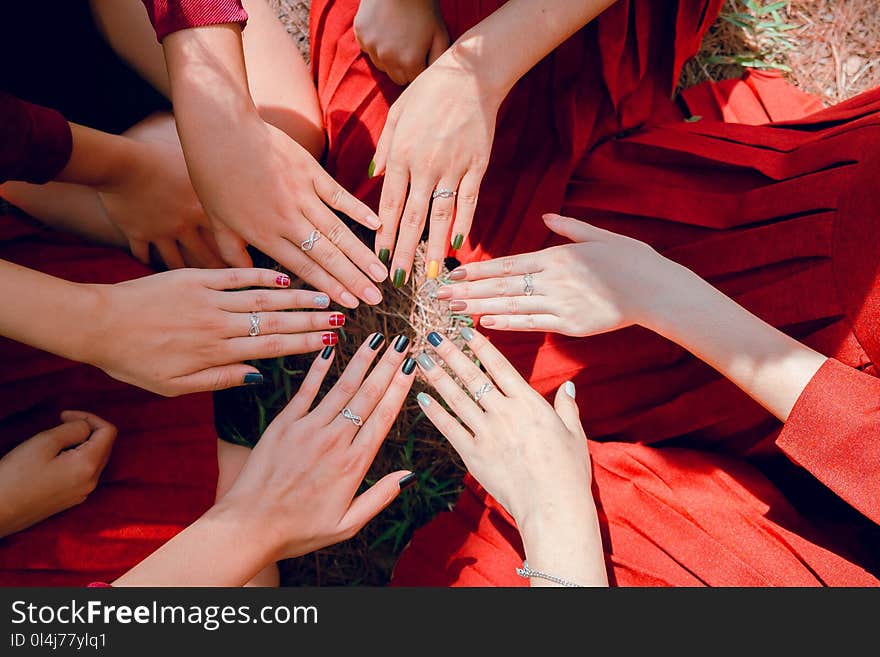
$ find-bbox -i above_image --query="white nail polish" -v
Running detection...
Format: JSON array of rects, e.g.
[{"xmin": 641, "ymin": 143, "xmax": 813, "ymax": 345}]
[{"xmin": 564, "ymin": 381, "xmax": 576, "ymax": 399}]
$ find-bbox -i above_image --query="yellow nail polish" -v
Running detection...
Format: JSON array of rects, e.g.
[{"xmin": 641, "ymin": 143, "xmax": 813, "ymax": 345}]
[{"xmin": 427, "ymin": 260, "xmax": 440, "ymax": 279}]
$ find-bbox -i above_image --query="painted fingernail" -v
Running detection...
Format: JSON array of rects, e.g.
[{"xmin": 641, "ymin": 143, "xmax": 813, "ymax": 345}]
[
  {"xmin": 394, "ymin": 334, "xmax": 410, "ymax": 353},
  {"xmin": 460, "ymin": 327, "xmax": 475, "ymax": 342},
  {"xmin": 321, "ymin": 346, "xmax": 334, "ymax": 360},
  {"xmin": 322, "ymin": 332, "xmax": 338, "ymax": 346},
  {"xmin": 364, "ymin": 287, "xmax": 383, "ymax": 305},
  {"xmin": 427, "ymin": 260, "xmax": 440, "ymax": 280},
  {"xmin": 341, "ymin": 291, "xmax": 359, "ymax": 308},
  {"xmin": 368, "ymin": 160, "xmax": 376, "ymax": 178},
  {"xmin": 369, "ymin": 332, "xmax": 385, "ymax": 350},
  {"xmin": 449, "ymin": 301, "xmax": 467, "ymax": 312},
  {"xmin": 243, "ymin": 373, "xmax": 264, "ymax": 386},
  {"xmin": 427, "ymin": 332, "xmax": 443, "ymax": 347},
  {"xmin": 398, "ymin": 472, "xmax": 418, "ymax": 491},
  {"xmin": 314, "ymin": 294, "xmax": 330, "ymax": 308},
  {"xmin": 378, "ymin": 248, "xmax": 391, "ymax": 266},
  {"xmin": 564, "ymin": 380, "xmax": 576, "ymax": 399},
  {"xmin": 451, "ymin": 234, "xmax": 465, "ymax": 250},
  {"xmin": 369, "ymin": 263, "xmax": 388, "ymax": 282},
  {"xmin": 416, "ymin": 392, "xmax": 432, "ymax": 408},
  {"xmin": 276, "ymin": 274, "xmax": 290, "ymax": 287},
  {"xmin": 402, "ymin": 357, "xmax": 417, "ymax": 375},
  {"xmin": 435, "ymin": 287, "xmax": 453, "ymax": 300},
  {"xmin": 416, "ymin": 352, "xmax": 436, "ymax": 371},
  {"xmin": 329, "ymin": 313, "xmax": 345, "ymax": 327},
  {"xmin": 481, "ymin": 317, "xmax": 496, "ymax": 328},
  {"xmin": 449, "ymin": 268, "xmax": 466, "ymax": 281},
  {"xmin": 393, "ymin": 268, "xmax": 406, "ymax": 288}
]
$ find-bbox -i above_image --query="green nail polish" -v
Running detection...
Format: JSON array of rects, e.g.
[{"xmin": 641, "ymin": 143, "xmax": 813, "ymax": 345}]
[
  {"xmin": 452, "ymin": 234, "xmax": 464, "ymax": 250},
  {"xmin": 368, "ymin": 160, "xmax": 376, "ymax": 178},
  {"xmin": 393, "ymin": 268, "xmax": 406, "ymax": 289},
  {"xmin": 378, "ymin": 248, "xmax": 390, "ymax": 266}
]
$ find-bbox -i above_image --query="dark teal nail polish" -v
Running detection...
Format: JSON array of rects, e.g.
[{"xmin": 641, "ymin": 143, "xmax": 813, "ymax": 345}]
[
  {"xmin": 427, "ymin": 332, "xmax": 443, "ymax": 347},
  {"xmin": 402, "ymin": 357, "xmax": 416, "ymax": 375},
  {"xmin": 393, "ymin": 268, "xmax": 406, "ymax": 289},
  {"xmin": 369, "ymin": 333, "xmax": 385, "ymax": 350},
  {"xmin": 378, "ymin": 248, "xmax": 390, "ymax": 266},
  {"xmin": 243, "ymin": 373, "xmax": 264, "ymax": 386},
  {"xmin": 321, "ymin": 346, "xmax": 334, "ymax": 360},
  {"xmin": 394, "ymin": 334, "xmax": 410, "ymax": 353},
  {"xmin": 398, "ymin": 473, "xmax": 418, "ymax": 491},
  {"xmin": 451, "ymin": 234, "xmax": 464, "ymax": 250}
]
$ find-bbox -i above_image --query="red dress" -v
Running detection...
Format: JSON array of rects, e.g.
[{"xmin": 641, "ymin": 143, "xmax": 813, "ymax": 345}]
[{"xmin": 310, "ymin": 0, "xmax": 880, "ymax": 585}]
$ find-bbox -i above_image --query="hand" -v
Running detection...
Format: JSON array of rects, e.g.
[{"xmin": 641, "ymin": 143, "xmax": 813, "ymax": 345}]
[
  {"xmin": 415, "ymin": 328, "xmax": 607, "ymax": 586},
  {"xmin": 0, "ymin": 412, "xmax": 116, "ymax": 538},
  {"xmin": 354, "ymin": 0, "xmax": 450, "ymax": 86},
  {"xmin": 371, "ymin": 50, "xmax": 504, "ymax": 286},
  {"xmin": 216, "ymin": 333, "xmax": 417, "ymax": 561},
  {"xmin": 85, "ymin": 268, "xmax": 342, "ymax": 397},
  {"xmin": 438, "ymin": 214, "xmax": 691, "ymax": 336}
]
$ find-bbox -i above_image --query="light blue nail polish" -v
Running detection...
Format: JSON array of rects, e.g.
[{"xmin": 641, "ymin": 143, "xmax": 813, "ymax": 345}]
[
  {"xmin": 416, "ymin": 353, "xmax": 436, "ymax": 371},
  {"xmin": 564, "ymin": 381, "xmax": 576, "ymax": 399},
  {"xmin": 314, "ymin": 294, "xmax": 330, "ymax": 307},
  {"xmin": 460, "ymin": 327, "xmax": 475, "ymax": 342},
  {"xmin": 417, "ymin": 392, "xmax": 432, "ymax": 408}
]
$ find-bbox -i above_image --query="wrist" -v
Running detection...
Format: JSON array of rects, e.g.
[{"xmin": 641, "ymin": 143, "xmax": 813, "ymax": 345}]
[
  {"xmin": 70, "ymin": 283, "xmax": 114, "ymax": 366},
  {"xmin": 440, "ymin": 39, "xmax": 515, "ymax": 107},
  {"xmin": 56, "ymin": 125, "xmax": 133, "ymax": 188}
]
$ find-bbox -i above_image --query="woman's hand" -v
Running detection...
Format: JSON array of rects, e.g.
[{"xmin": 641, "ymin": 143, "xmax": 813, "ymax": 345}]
[
  {"xmin": 438, "ymin": 214, "xmax": 692, "ymax": 336},
  {"xmin": 0, "ymin": 412, "xmax": 116, "ymax": 538},
  {"xmin": 415, "ymin": 328, "xmax": 606, "ymax": 586},
  {"xmin": 84, "ymin": 268, "xmax": 342, "ymax": 397},
  {"xmin": 354, "ymin": 0, "xmax": 450, "ymax": 86},
  {"xmin": 371, "ymin": 50, "xmax": 505, "ymax": 286}
]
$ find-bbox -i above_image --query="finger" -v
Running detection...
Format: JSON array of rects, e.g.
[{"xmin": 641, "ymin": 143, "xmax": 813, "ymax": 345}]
[
  {"xmin": 390, "ymin": 180, "xmax": 433, "ymax": 286},
  {"xmin": 415, "ymin": 392, "xmax": 475, "ymax": 459},
  {"xmin": 427, "ymin": 27, "xmax": 450, "ymax": 66},
  {"xmin": 274, "ymin": 346, "xmax": 336, "ymax": 424},
  {"xmin": 425, "ymin": 176, "xmax": 463, "ymax": 279},
  {"xmin": 313, "ymin": 170, "xmax": 381, "ymax": 230},
  {"xmin": 155, "ymin": 238, "xmax": 186, "ymax": 270},
  {"xmin": 352, "ymin": 355, "xmax": 416, "ymax": 452},
  {"xmin": 215, "ymin": 288, "xmax": 331, "ymax": 313},
  {"xmin": 311, "ymin": 333, "xmax": 385, "ymax": 423},
  {"xmin": 424, "ymin": 331, "xmax": 502, "ymax": 408},
  {"xmin": 223, "ymin": 311, "xmax": 345, "ymax": 339},
  {"xmin": 372, "ymin": 107, "xmax": 401, "ymax": 176},
  {"xmin": 129, "ymin": 238, "xmax": 151, "ymax": 265},
  {"xmin": 330, "ymin": 336, "xmax": 412, "ymax": 441},
  {"xmin": 449, "ymin": 166, "xmax": 485, "ymax": 252},
  {"xmin": 60, "ymin": 410, "xmax": 117, "ymax": 471},
  {"xmin": 415, "ymin": 351, "xmax": 485, "ymax": 432},
  {"xmin": 169, "ymin": 365, "xmax": 268, "ymax": 395},
  {"xmin": 200, "ymin": 268, "xmax": 294, "ymax": 292},
  {"xmin": 35, "ymin": 419, "xmax": 92, "ymax": 454},
  {"xmin": 553, "ymin": 381, "xmax": 588, "ymax": 441},
  {"xmin": 399, "ymin": 54, "xmax": 427, "ymax": 85},
  {"xmin": 437, "ymin": 276, "xmax": 539, "ymax": 301},
  {"xmin": 456, "ymin": 327, "xmax": 532, "ymax": 397},
  {"xmin": 179, "ymin": 229, "xmax": 227, "ymax": 269},
  {"xmin": 479, "ymin": 314, "xmax": 561, "ymax": 332},
  {"xmin": 306, "ymin": 202, "xmax": 388, "ymax": 283},
  {"xmin": 448, "ymin": 296, "xmax": 549, "ymax": 317},
  {"xmin": 270, "ymin": 236, "xmax": 362, "ymax": 309},
  {"xmin": 446, "ymin": 254, "xmax": 543, "ymax": 284},
  {"xmin": 225, "ymin": 331, "xmax": 335, "ymax": 362},
  {"xmin": 543, "ymin": 214, "xmax": 612, "ymax": 243},
  {"xmin": 340, "ymin": 470, "xmax": 412, "ymax": 538},
  {"xmin": 386, "ymin": 66, "xmax": 410, "ymax": 87},
  {"xmin": 213, "ymin": 224, "xmax": 254, "ymax": 268},
  {"xmin": 374, "ymin": 165, "xmax": 409, "ymax": 259}
]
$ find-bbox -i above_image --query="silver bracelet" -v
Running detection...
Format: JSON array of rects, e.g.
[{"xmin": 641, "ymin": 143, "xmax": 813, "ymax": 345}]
[{"xmin": 516, "ymin": 560, "xmax": 584, "ymax": 588}]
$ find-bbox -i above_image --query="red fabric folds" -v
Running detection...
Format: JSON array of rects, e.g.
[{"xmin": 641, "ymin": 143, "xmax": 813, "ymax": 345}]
[
  {"xmin": 140, "ymin": 0, "xmax": 248, "ymax": 42},
  {"xmin": 0, "ymin": 93, "xmax": 72, "ymax": 184}
]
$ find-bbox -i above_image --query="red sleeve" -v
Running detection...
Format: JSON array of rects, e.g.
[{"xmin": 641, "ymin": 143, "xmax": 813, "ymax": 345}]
[
  {"xmin": 776, "ymin": 358, "xmax": 880, "ymax": 525},
  {"xmin": 0, "ymin": 92, "xmax": 72, "ymax": 184},
  {"xmin": 141, "ymin": 0, "xmax": 249, "ymax": 42}
]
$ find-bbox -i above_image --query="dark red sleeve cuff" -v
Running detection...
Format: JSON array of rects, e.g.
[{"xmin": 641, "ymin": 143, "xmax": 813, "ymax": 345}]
[
  {"xmin": 141, "ymin": 0, "xmax": 249, "ymax": 42},
  {"xmin": 776, "ymin": 358, "xmax": 880, "ymax": 525},
  {"xmin": 0, "ymin": 93, "xmax": 72, "ymax": 184}
]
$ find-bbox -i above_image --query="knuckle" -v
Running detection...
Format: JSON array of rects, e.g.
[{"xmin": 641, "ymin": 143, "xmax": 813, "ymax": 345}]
[
  {"xmin": 506, "ymin": 297, "xmax": 519, "ymax": 314},
  {"xmin": 252, "ymin": 291, "xmax": 272, "ymax": 312},
  {"xmin": 339, "ymin": 378, "xmax": 361, "ymax": 398},
  {"xmin": 296, "ymin": 259, "xmax": 318, "ymax": 281},
  {"xmin": 431, "ymin": 206, "xmax": 453, "ymax": 224},
  {"xmin": 324, "ymin": 221, "xmax": 347, "ymax": 246},
  {"xmin": 458, "ymin": 191, "xmax": 478, "ymax": 207},
  {"xmin": 224, "ymin": 270, "xmax": 242, "ymax": 290},
  {"xmin": 264, "ymin": 335, "xmax": 286, "ymax": 358},
  {"xmin": 402, "ymin": 209, "xmax": 425, "ymax": 229},
  {"xmin": 375, "ymin": 404, "xmax": 397, "ymax": 426}
]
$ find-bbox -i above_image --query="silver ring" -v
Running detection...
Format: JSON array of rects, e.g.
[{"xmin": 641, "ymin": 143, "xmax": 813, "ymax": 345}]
[
  {"xmin": 248, "ymin": 312, "xmax": 261, "ymax": 337},
  {"xmin": 432, "ymin": 188, "xmax": 457, "ymax": 200},
  {"xmin": 301, "ymin": 230, "xmax": 322, "ymax": 252},
  {"xmin": 523, "ymin": 273, "xmax": 534, "ymax": 297},
  {"xmin": 473, "ymin": 382, "xmax": 495, "ymax": 402},
  {"xmin": 342, "ymin": 408, "xmax": 363, "ymax": 427}
]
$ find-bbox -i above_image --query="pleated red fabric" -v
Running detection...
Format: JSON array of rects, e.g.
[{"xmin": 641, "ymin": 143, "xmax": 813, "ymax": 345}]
[
  {"xmin": 0, "ymin": 214, "xmax": 218, "ymax": 586},
  {"xmin": 312, "ymin": 0, "xmax": 880, "ymax": 586}
]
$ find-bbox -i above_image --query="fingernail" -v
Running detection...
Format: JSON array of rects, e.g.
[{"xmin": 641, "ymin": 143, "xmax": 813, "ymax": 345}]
[
  {"xmin": 416, "ymin": 392, "xmax": 432, "ymax": 408},
  {"xmin": 321, "ymin": 346, "xmax": 334, "ymax": 360},
  {"xmin": 378, "ymin": 248, "xmax": 391, "ymax": 266},
  {"xmin": 427, "ymin": 260, "xmax": 440, "ymax": 279},
  {"xmin": 366, "ymin": 214, "xmax": 382, "ymax": 230},
  {"xmin": 314, "ymin": 294, "xmax": 330, "ymax": 308},
  {"xmin": 393, "ymin": 268, "xmax": 406, "ymax": 289},
  {"xmin": 363, "ymin": 287, "xmax": 383, "ymax": 305},
  {"xmin": 341, "ymin": 291, "xmax": 359, "ymax": 308},
  {"xmin": 481, "ymin": 317, "xmax": 496, "ymax": 328},
  {"xmin": 369, "ymin": 263, "xmax": 388, "ymax": 282},
  {"xmin": 435, "ymin": 287, "xmax": 452, "ymax": 300},
  {"xmin": 322, "ymin": 333, "xmax": 338, "ymax": 346},
  {"xmin": 451, "ymin": 234, "xmax": 464, "ymax": 251},
  {"xmin": 564, "ymin": 380, "xmax": 576, "ymax": 399},
  {"xmin": 427, "ymin": 332, "xmax": 443, "ymax": 347},
  {"xmin": 449, "ymin": 268, "xmax": 466, "ymax": 281},
  {"xmin": 402, "ymin": 357, "xmax": 417, "ymax": 375},
  {"xmin": 330, "ymin": 313, "xmax": 345, "ymax": 328},
  {"xmin": 398, "ymin": 472, "xmax": 418, "ymax": 491},
  {"xmin": 450, "ymin": 301, "xmax": 467, "ymax": 312},
  {"xmin": 394, "ymin": 334, "xmax": 410, "ymax": 353},
  {"xmin": 369, "ymin": 332, "xmax": 385, "ymax": 350},
  {"xmin": 276, "ymin": 274, "xmax": 290, "ymax": 287},
  {"xmin": 416, "ymin": 352, "xmax": 435, "ymax": 371},
  {"xmin": 243, "ymin": 373, "xmax": 264, "ymax": 386},
  {"xmin": 368, "ymin": 160, "xmax": 376, "ymax": 178},
  {"xmin": 460, "ymin": 327, "xmax": 475, "ymax": 342}
]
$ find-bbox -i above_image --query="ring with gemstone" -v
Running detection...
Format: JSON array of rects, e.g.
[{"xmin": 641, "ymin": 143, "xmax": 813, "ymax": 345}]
[
  {"xmin": 301, "ymin": 230, "xmax": 322, "ymax": 252},
  {"xmin": 342, "ymin": 408, "xmax": 363, "ymax": 427},
  {"xmin": 432, "ymin": 188, "xmax": 457, "ymax": 200},
  {"xmin": 248, "ymin": 312, "xmax": 261, "ymax": 337},
  {"xmin": 523, "ymin": 273, "xmax": 535, "ymax": 297},
  {"xmin": 473, "ymin": 382, "xmax": 495, "ymax": 402}
]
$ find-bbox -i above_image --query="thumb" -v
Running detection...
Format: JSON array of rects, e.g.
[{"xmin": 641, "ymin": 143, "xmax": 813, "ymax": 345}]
[
  {"xmin": 171, "ymin": 365, "xmax": 264, "ymax": 395},
  {"xmin": 61, "ymin": 411, "xmax": 117, "ymax": 472},
  {"xmin": 36, "ymin": 419, "xmax": 93, "ymax": 455},
  {"xmin": 213, "ymin": 223, "xmax": 253, "ymax": 268},
  {"xmin": 543, "ymin": 214, "xmax": 610, "ymax": 244},
  {"xmin": 553, "ymin": 381, "xmax": 587, "ymax": 441},
  {"xmin": 427, "ymin": 26, "xmax": 450, "ymax": 66},
  {"xmin": 340, "ymin": 470, "xmax": 414, "ymax": 537}
]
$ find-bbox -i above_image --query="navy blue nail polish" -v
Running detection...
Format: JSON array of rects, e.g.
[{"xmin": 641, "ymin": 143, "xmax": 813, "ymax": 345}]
[
  {"xmin": 243, "ymin": 373, "xmax": 264, "ymax": 386},
  {"xmin": 402, "ymin": 357, "xmax": 416, "ymax": 375},
  {"xmin": 427, "ymin": 332, "xmax": 443, "ymax": 347},
  {"xmin": 369, "ymin": 333, "xmax": 385, "ymax": 350},
  {"xmin": 398, "ymin": 473, "xmax": 418, "ymax": 491},
  {"xmin": 394, "ymin": 334, "xmax": 410, "ymax": 353},
  {"xmin": 321, "ymin": 346, "xmax": 334, "ymax": 360}
]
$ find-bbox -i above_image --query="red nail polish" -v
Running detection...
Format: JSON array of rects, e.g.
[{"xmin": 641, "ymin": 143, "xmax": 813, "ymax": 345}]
[
  {"xmin": 329, "ymin": 314, "xmax": 345, "ymax": 327},
  {"xmin": 322, "ymin": 332, "xmax": 339, "ymax": 346},
  {"xmin": 276, "ymin": 275, "xmax": 290, "ymax": 287},
  {"xmin": 449, "ymin": 301, "xmax": 467, "ymax": 312}
]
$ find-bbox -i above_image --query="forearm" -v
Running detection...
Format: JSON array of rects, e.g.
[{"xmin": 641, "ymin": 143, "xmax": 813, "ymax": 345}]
[
  {"xmin": 54, "ymin": 124, "xmax": 135, "ymax": 188},
  {"xmin": 648, "ymin": 263, "xmax": 827, "ymax": 422}
]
